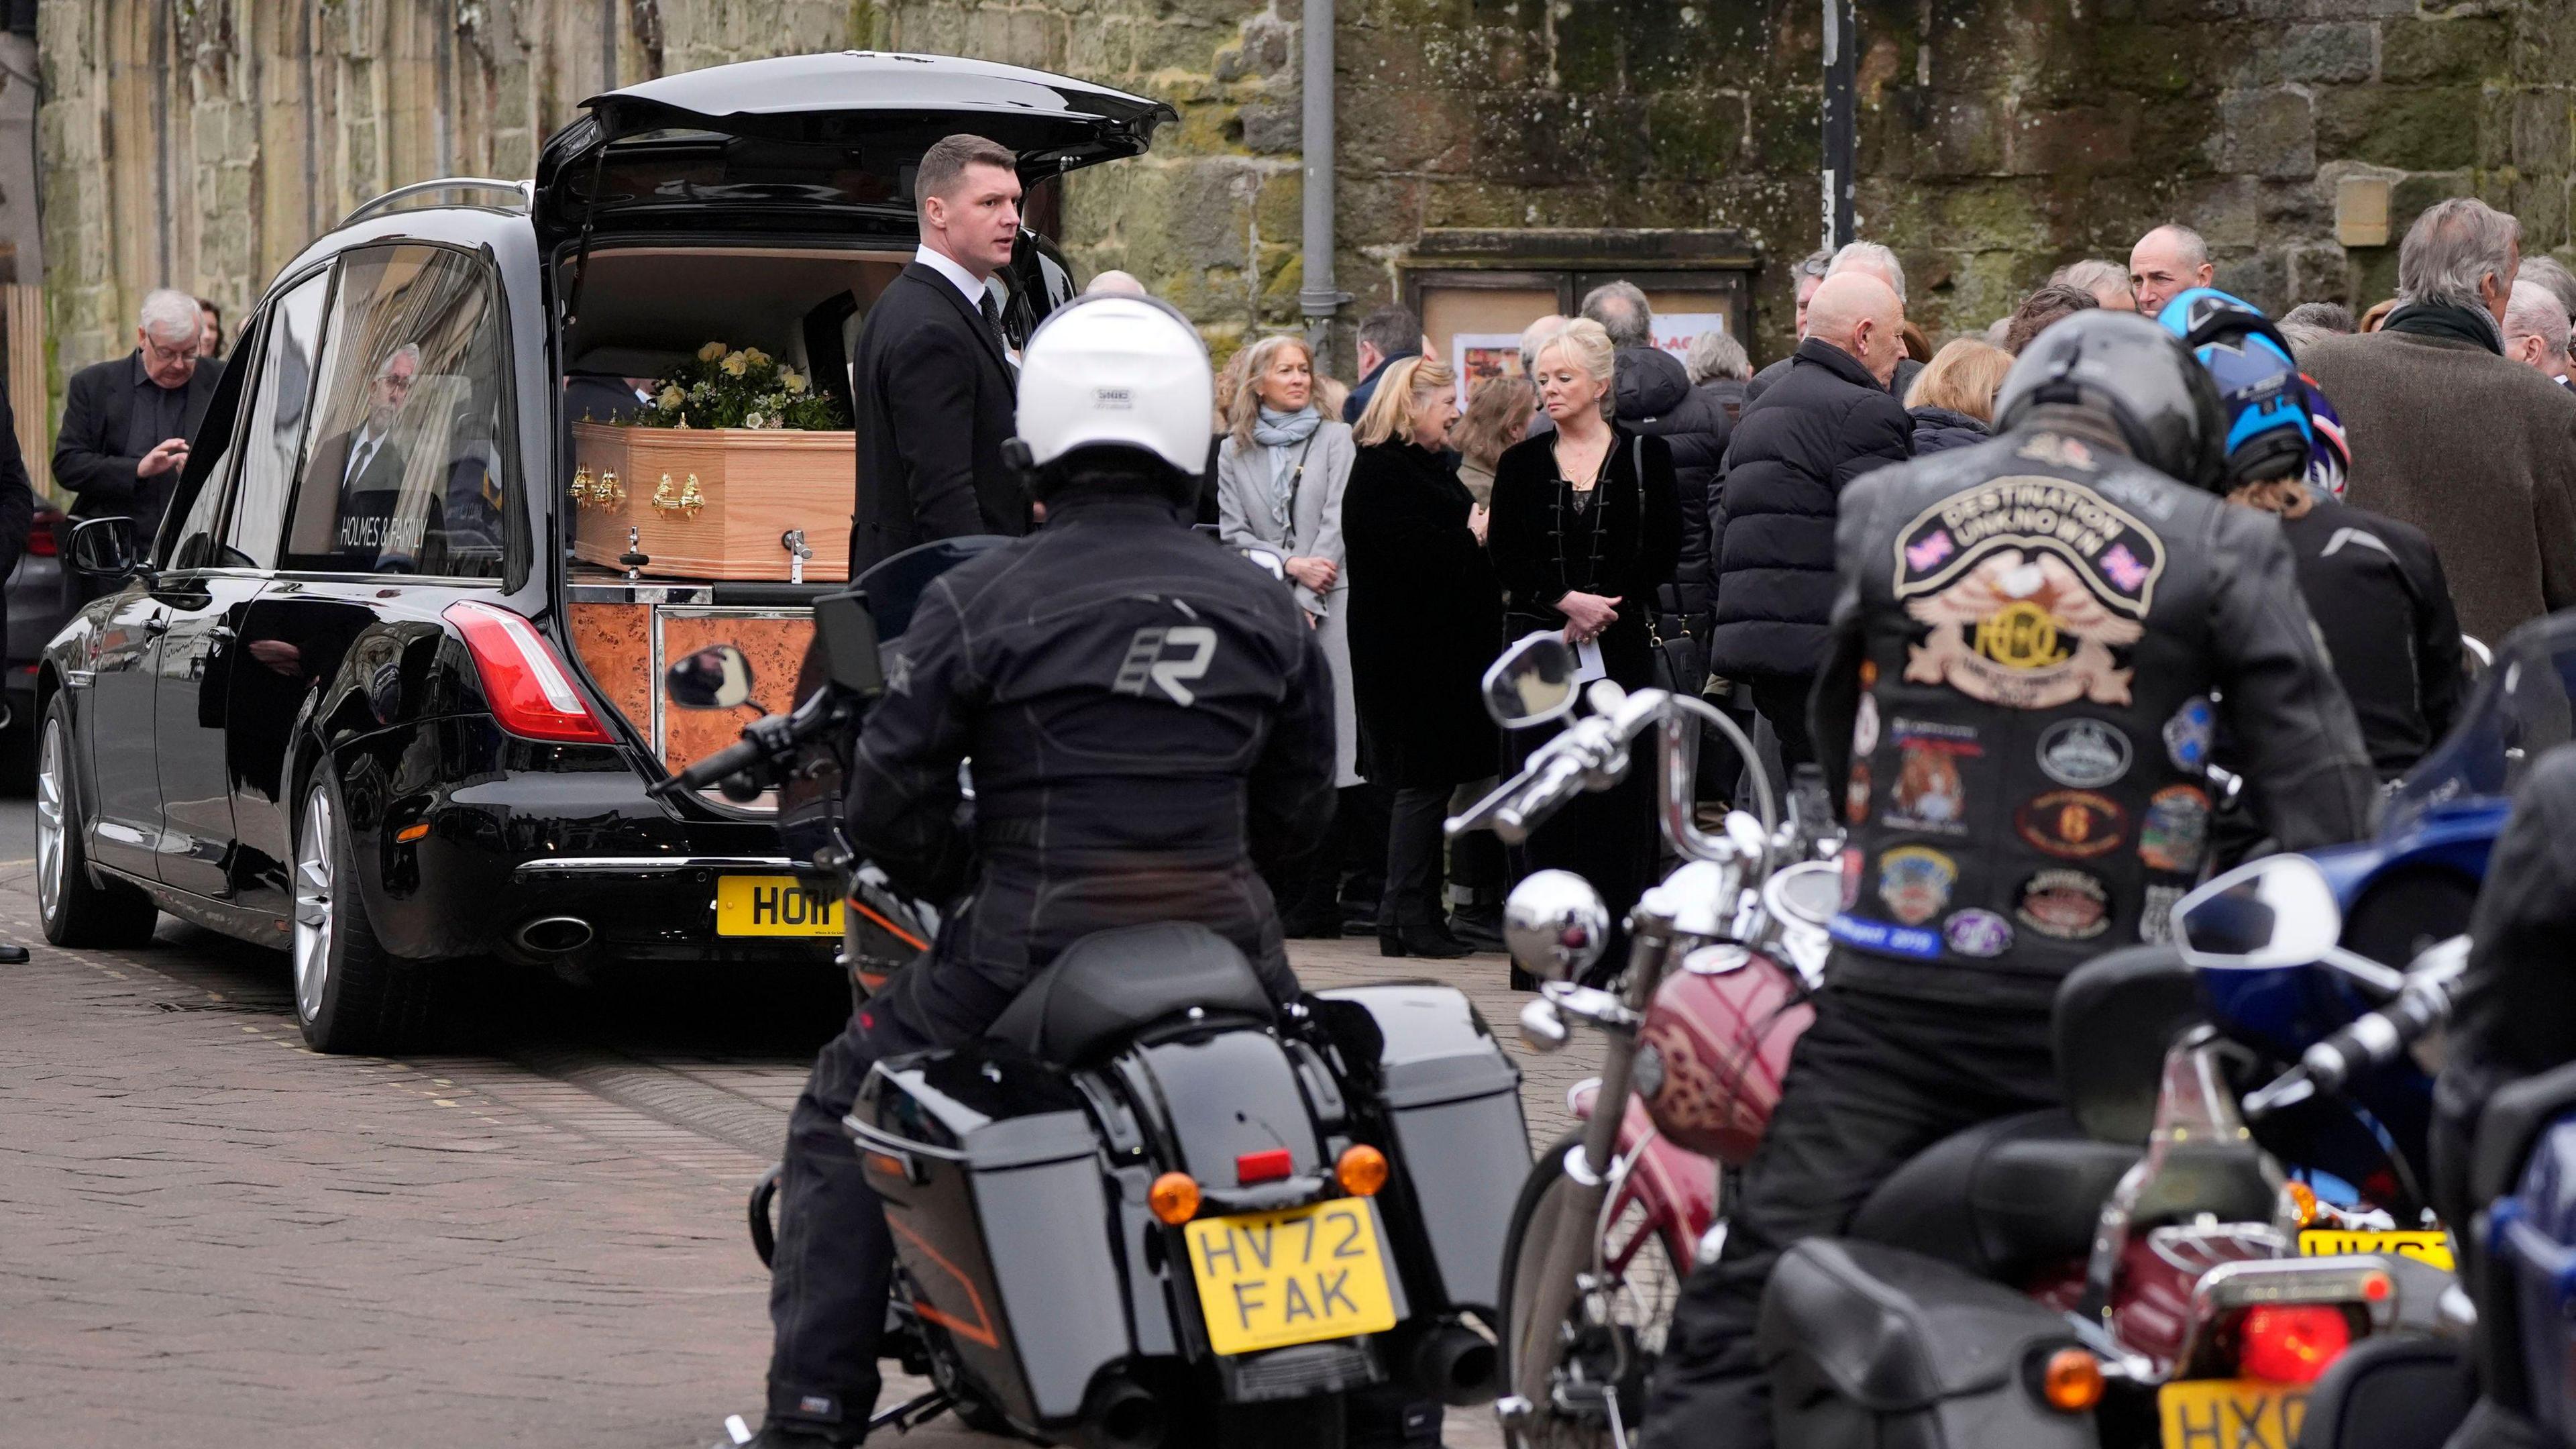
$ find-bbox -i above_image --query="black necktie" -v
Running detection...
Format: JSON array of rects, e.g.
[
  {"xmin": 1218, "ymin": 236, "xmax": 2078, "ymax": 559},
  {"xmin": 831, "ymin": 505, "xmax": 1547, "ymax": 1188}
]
[{"xmin": 979, "ymin": 290, "xmax": 1010, "ymax": 358}]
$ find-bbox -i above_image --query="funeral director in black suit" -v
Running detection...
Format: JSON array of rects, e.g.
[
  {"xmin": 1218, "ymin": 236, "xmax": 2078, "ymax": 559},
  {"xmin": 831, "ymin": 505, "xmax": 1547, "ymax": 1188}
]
[
  {"xmin": 54, "ymin": 287, "xmax": 223, "ymax": 541},
  {"xmin": 848, "ymin": 133, "xmax": 1031, "ymax": 576}
]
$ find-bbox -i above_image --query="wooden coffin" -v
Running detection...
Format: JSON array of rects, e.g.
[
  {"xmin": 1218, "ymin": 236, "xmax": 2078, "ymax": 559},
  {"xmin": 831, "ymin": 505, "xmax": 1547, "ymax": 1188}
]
[{"xmin": 569, "ymin": 421, "xmax": 854, "ymax": 582}]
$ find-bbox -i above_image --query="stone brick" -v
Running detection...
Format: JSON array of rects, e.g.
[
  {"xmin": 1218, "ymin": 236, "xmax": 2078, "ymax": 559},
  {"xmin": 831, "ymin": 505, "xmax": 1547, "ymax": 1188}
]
[
  {"xmin": 2283, "ymin": 239, "xmax": 2352, "ymax": 301},
  {"xmin": 2210, "ymin": 87, "xmax": 2316, "ymax": 178},
  {"xmin": 2212, "ymin": 248, "xmax": 2286, "ymax": 309},
  {"xmin": 2381, "ymin": 15, "xmax": 2508, "ymax": 85},
  {"xmin": 2314, "ymin": 83, "xmax": 2481, "ymax": 170},
  {"xmin": 2278, "ymin": 22, "xmax": 2377, "ymax": 83}
]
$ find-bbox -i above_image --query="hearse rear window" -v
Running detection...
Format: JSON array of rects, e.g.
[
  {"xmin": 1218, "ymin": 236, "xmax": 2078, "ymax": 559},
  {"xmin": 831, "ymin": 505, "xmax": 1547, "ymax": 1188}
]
[{"xmin": 277, "ymin": 244, "xmax": 517, "ymax": 579}]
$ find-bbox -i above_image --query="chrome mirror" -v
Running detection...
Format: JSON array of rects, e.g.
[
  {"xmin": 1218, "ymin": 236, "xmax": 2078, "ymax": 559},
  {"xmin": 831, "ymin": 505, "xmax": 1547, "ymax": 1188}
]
[
  {"xmin": 1763, "ymin": 859, "xmax": 1843, "ymax": 930},
  {"xmin": 1503, "ymin": 869, "xmax": 1611, "ymax": 983},
  {"xmin": 665, "ymin": 644, "xmax": 755, "ymax": 711},
  {"xmin": 1483, "ymin": 632, "xmax": 1580, "ymax": 729},
  {"xmin": 2174, "ymin": 855, "xmax": 2344, "ymax": 969}
]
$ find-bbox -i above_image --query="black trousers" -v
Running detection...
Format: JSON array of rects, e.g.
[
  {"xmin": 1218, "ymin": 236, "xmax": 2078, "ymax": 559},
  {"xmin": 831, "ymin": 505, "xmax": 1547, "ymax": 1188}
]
[
  {"xmin": 1638, "ymin": 981, "xmax": 2059, "ymax": 1449},
  {"xmin": 1381, "ymin": 785, "xmax": 1450, "ymax": 930},
  {"xmin": 1748, "ymin": 673, "xmax": 1817, "ymax": 771}
]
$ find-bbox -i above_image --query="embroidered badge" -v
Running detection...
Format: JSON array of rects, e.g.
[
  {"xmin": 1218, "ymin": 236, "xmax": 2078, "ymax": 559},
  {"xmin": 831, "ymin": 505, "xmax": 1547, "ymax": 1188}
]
[
  {"xmin": 2164, "ymin": 695, "xmax": 2216, "ymax": 772},
  {"xmin": 1944, "ymin": 908, "xmax": 2015, "ymax": 958},
  {"xmin": 1845, "ymin": 762, "xmax": 1872, "ymax": 825},
  {"xmin": 1853, "ymin": 694, "xmax": 1881, "ymax": 757},
  {"xmin": 2015, "ymin": 868, "xmax": 2112, "ymax": 941},
  {"xmin": 1830, "ymin": 914, "xmax": 1942, "ymax": 959},
  {"xmin": 1878, "ymin": 845, "xmax": 1959, "ymax": 926},
  {"xmin": 2015, "ymin": 433, "xmax": 2098, "ymax": 472},
  {"xmin": 2037, "ymin": 717, "xmax": 2133, "ymax": 789},
  {"xmin": 2014, "ymin": 790, "xmax": 2128, "ymax": 860},
  {"xmin": 1882, "ymin": 720, "xmax": 1980, "ymax": 835},
  {"xmin": 2139, "ymin": 785, "xmax": 2212, "ymax": 875},
  {"xmin": 2140, "ymin": 884, "xmax": 2186, "ymax": 945},
  {"xmin": 1839, "ymin": 846, "xmax": 1863, "ymax": 910}
]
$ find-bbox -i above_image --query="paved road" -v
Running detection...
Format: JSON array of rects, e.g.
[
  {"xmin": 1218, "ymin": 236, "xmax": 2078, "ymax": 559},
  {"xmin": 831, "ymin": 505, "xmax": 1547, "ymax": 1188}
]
[{"xmin": 0, "ymin": 797, "xmax": 1601, "ymax": 1449}]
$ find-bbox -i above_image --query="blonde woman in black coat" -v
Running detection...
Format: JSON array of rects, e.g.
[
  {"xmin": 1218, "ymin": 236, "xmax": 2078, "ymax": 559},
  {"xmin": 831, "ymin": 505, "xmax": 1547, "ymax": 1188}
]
[{"xmin": 1342, "ymin": 355, "xmax": 1501, "ymax": 957}]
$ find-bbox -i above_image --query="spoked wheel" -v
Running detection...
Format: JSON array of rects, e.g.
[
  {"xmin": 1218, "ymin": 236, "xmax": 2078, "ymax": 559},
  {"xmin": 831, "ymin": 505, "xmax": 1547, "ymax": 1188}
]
[
  {"xmin": 35, "ymin": 698, "xmax": 158, "ymax": 948},
  {"xmin": 292, "ymin": 777, "xmax": 434, "ymax": 1053},
  {"xmin": 1497, "ymin": 1130, "xmax": 1691, "ymax": 1449}
]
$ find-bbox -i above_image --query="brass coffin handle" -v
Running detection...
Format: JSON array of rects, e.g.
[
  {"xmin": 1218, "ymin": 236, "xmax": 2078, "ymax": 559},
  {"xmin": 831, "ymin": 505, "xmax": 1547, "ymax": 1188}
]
[
  {"xmin": 651, "ymin": 472, "xmax": 704, "ymax": 519},
  {"xmin": 570, "ymin": 465, "xmax": 593, "ymax": 508}
]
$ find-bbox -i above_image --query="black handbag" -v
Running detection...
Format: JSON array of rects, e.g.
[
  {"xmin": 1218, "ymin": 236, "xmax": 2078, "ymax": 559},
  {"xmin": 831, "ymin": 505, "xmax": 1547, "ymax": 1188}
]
[{"xmin": 1631, "ymin": 434, "xmax": 1708, "ymax": 698}]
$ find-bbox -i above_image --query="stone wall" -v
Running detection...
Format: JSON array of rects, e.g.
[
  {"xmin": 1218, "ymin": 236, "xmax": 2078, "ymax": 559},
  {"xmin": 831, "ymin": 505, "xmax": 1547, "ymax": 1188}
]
[{"xmin": 35, "ymin": 0, "xmax": 2576, "ymax": 398}]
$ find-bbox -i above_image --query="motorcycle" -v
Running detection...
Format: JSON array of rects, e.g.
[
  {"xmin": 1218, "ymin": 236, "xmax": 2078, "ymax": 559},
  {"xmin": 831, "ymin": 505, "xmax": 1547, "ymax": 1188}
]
[
  {"xmin": 665, "ymin": 539, "xmax": 1532, "ymax": 1448},
  {"xmin": 1460, "ymin": 631, "xmax": 2457, "ymax": 1449}
]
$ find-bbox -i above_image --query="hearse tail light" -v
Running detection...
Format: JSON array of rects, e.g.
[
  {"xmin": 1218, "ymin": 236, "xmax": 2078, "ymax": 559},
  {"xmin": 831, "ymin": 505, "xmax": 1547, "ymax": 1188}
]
[
  {"xmin": 25, "ymin": 513, "xmax": 56, "ymax": 557},
  {"xmin": 444, "ymin": 601, "xmax": 613, "ymax": 745}
]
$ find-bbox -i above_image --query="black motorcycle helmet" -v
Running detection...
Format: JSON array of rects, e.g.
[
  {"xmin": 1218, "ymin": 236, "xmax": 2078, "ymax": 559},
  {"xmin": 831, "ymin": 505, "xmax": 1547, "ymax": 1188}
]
[{"xmin": 1993, "ymin": 310, "xmax": 2230, "ymax": 490}]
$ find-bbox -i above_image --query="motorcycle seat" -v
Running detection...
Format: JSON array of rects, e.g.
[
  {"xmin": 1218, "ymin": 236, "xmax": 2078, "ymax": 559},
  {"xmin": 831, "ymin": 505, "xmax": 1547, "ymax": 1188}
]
[
  {"xmin": 1848, "ymin": 1110, "xmax": 2141, "ymax": 1280},
  {"xmin": 987, "ymin": 921, "xmax": 1276, "ymax": 1065}
]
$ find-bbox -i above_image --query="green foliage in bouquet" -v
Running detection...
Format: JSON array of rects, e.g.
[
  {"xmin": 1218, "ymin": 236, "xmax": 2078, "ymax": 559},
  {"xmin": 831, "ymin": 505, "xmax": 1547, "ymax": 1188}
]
[{"xmin": 628, "ymin": 341, "xmax": 847, "ymax": 431}]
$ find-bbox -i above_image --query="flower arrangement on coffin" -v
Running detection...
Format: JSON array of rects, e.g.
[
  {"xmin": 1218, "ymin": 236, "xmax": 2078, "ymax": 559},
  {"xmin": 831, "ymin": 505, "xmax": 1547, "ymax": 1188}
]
[{"xmin": 627, "ymin": 341, "xmax": 847, "ymax": 431}]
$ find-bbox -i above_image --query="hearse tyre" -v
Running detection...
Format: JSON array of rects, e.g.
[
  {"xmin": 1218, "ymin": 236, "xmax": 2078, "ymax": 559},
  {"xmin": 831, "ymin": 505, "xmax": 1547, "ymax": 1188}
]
[
  {"xmin": 293, "ymin": 775, "xmax": 436, "ymax": 1054},
  {"xmin": 35, "ymin": 696, "xmax": 158, "ymax": 949}
]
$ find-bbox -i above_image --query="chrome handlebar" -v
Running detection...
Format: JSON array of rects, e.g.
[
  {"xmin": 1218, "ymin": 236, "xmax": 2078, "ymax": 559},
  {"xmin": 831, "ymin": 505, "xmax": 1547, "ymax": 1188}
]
[{"xmin": 1448, "ymin": 682, "xmax": 1780, "ymax": 855}]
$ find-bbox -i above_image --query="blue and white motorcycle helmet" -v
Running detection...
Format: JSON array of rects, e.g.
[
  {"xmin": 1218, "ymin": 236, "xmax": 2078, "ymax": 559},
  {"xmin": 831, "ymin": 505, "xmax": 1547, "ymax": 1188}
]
[{"xmin": 2153, "ymin": 287, "xmax": 2315, "ymax": 486}]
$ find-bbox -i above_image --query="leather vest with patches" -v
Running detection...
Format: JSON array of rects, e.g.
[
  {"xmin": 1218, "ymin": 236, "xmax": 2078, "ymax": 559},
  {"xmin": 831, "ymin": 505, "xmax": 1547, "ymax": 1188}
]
[{"xmin": 1829, "ymin": 431, "xmax": 2227, "ymax": 998}]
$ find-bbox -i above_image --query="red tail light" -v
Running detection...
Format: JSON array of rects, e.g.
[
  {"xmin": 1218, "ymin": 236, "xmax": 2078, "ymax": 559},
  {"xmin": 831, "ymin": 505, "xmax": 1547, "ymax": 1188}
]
[
  {"xmin": 1235, "ymin": 1148, "xmax": 1293, "ymax": 1185},
  {"xmin": 443, "ymin": 601, "xmax": 612, "ymax": 743},
  {"xmin": 2237, "ymin": 1305, "xmax": 2351, "ymax": 1384},
  {"xmin": 25, "ymin": 513, "xmax": 56, "ymax": 557}
]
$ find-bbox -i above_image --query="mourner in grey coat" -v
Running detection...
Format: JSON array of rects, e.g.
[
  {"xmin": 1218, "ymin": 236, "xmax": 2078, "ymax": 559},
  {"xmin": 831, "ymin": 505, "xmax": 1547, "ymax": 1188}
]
[{"xmin": 1216, "ymin": 394, "xmax": 1360, "ymax": 788}]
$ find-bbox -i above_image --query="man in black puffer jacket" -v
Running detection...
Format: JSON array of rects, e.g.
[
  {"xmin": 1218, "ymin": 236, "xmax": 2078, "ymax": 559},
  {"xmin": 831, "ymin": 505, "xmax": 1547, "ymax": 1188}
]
[
  {"xmin": 1709, "ymin": 272, "xmax": 1913, "ymax": 765},
  {"xmin": 1583, "ymin": 282, "xmax": 1737, "ymax": 658}
]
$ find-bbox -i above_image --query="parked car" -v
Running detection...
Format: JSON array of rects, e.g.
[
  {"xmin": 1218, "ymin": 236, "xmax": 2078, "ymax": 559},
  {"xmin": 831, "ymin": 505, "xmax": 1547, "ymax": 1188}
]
[
  {"xmin": 1, "ymin": 505, "xmax": 72, "ymax": 780},
  {"xmin": 32, "ymin": 52, "xmax": 1171, "ymax": 1052}
]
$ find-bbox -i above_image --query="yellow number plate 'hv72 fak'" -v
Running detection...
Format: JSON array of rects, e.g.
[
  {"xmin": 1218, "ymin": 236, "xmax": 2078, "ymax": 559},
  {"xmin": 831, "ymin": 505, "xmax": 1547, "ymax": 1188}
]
[{"xmin": 1183, "ymin": 1197, "xmax": 1399, "ymax": 1356}]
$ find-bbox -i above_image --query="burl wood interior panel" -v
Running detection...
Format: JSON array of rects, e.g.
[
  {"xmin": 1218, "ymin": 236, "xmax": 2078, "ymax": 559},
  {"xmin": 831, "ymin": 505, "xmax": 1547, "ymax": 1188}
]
[
  {"xmin": 569, "ymin": 601, "xmax": 653, "ymax": 735},
  {"xmin": 657, "ymin": 612, "xmax": 816, "ymax": 775}
]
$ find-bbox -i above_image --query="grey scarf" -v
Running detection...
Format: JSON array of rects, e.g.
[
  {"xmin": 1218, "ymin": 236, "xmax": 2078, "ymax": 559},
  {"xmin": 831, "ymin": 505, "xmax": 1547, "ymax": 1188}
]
[{"xmin": 1252, "ymin": 406, "xmax": 1322, "ymax": 532}]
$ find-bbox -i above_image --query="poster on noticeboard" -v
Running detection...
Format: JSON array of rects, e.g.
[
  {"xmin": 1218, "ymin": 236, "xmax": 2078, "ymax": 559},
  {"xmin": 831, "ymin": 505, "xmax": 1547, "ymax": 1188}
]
[{"xmin": 1450, "ymin": 315, "xmax": 1731, "ymax": 409}]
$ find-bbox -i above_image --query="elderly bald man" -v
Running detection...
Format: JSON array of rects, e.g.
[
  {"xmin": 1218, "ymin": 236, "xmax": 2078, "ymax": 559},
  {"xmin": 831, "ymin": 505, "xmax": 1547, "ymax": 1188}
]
[
  {"xmin": 1750, "ymin": 242, "xmax": 1925, "ymax": 403},
  {"xmin": 1710, "ymin": 271, "xmax": 1914, "ymax": 769},
  {"xmin": 2130, "ymin": 224, "xmax": 2216, "ymax": 318}
]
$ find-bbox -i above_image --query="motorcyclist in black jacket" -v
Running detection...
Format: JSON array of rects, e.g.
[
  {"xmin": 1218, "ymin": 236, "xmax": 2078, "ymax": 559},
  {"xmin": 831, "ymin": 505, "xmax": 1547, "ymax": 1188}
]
[
  {"xmin": 1640, "ymin": 310, "xmax": 2381, "ymax": 1448},
  {"xmin": 749, "ymin": 295, "xmax": 1337, "ymax": 1447}
]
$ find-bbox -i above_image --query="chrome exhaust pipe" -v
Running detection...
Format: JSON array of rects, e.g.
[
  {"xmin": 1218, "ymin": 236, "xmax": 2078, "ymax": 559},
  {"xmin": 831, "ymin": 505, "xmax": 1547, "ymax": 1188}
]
[{"xmin": 514, "ymin": 915, "xmax": 595, "ymax": 955}]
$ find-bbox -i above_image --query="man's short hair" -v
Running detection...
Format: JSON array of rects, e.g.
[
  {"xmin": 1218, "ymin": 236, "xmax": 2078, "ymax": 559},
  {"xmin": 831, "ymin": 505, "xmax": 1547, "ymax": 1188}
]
[
  {"xmin": 1356, "ymin": 304, "xmax": 1423, "ymax": 364},
  {"xmin": 914, "ymin": 133, "xmax": 1017, "ymax": 213},
  {"xmin": 1829, "ymin": 241, "xmax": 1907, "ymax": 305},
  {"xmin": 2398, "ymin": 197, "xmax": 2520, "ymax": 311},
  {"xmin": 2506, "ymin": 281, "xmax": 2571, "ymax": 359},
  {"xmin": 2051, "ymin": 258, "xmax": 2129, "ymax": 302},
  {"xmin": 138, "ymin": 288, "xmax": 201, "ymax": 345},
  {"xmin": 1791, "ymin": 248, "xmax": 1835, "ymax": 284},
  {"xmin": 2139, "ymin": 224, "xmax": 2211, "ymax": 271},
  {"xmin": 1684, "ymin": 329, "xmax": 1752, "ymax": 384},
  {"xmin": 2002, "ymin": 283, "xmax": 2100, "ymax": 354},
  {"xmin": 2519, "ymin": 256, "xmax": 2576, "ymax": 334},
  {"xmin": 1580, "ymin": 281, "xmax": 1654, "ymax": 350},
  {"xmin": 376, "ymin": 341, "xmax": 423, "ymax": 380},
  {"xmin": 2279, "ymin": 301, "xmax": 2355, "ymax": 334}
]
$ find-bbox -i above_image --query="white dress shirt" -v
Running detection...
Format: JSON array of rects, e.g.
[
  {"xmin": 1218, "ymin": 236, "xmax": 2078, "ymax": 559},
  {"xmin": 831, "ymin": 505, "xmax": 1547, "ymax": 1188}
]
[{"xmin": 912, "ymin": 244, "xmax": 989, "ymax": 310}]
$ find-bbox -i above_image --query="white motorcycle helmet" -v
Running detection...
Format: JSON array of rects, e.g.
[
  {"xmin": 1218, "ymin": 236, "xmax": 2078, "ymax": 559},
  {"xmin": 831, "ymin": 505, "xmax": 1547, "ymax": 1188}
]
[{"xmin": 1010, "ymin": 293, "xmax": 1214, "ymax": 498}]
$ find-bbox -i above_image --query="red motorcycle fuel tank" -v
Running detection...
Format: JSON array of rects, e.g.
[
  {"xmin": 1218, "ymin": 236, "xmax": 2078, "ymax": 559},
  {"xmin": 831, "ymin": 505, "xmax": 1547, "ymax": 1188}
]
[{"xmin": 1633, "ymin": 945, "xmax": 1813, "ymax": 1165}]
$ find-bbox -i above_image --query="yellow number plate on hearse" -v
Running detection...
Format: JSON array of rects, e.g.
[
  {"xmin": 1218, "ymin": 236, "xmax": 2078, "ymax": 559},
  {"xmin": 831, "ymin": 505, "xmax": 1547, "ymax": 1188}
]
[
  {"xmin": 715, "ymin": 875, "xmax": 843, "ymax": 936},
  {"xmin": 1183, "ymin": 1198, "xmax": 1399, "ymax": 1356},
  {"xmin": 2159, "ymin": 1379, "xmax": 2309, "ymax": 1449}
]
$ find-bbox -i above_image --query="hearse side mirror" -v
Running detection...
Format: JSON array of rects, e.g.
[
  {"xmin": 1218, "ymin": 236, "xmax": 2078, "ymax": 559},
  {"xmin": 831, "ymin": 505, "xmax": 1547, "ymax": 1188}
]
[
  {"xmin": 1484, "ymin": 631, "xmax": 1580, "ymax": 730},
  {"xmin": 812, "ymin": 588, "xmax": 885, "ymax": 696},
  {"xmin": 66, "ymin": 516, "xmax": 146, "ymax": 583}
]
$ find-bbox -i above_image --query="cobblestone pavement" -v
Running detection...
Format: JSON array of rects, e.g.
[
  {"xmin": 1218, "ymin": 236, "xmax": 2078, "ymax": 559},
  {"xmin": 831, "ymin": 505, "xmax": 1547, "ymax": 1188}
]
[{"xmin": 0, "ymin": 812, "xmax": 1602, "ymax": 1449}]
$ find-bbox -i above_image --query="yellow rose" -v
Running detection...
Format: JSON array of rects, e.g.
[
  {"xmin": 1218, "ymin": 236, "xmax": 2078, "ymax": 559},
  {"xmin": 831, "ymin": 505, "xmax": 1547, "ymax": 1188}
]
[
  {"xmin": 780, "ymin": 370, "xmax": 807, "ymax": 394},
  {"xmin": 720, "ymin": 351, "xmax": 749, "ymax": 377},
  {"xmin": 696, "ymin": 341, "xmax": 727, "ymax": 362},
  {"xmin": 742, "ymin": 347, "xmax": 770, "ymax": 367},
  {"xmin": 656, "ymin": 385, "xmax": 684, "ymax": 410}
]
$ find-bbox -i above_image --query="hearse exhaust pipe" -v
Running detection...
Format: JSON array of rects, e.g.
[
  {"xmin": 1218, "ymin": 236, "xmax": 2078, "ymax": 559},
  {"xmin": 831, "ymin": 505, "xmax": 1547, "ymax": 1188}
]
[{"xmin": 514, "ymin": 915, "xmax": 596, "ymax": 955}]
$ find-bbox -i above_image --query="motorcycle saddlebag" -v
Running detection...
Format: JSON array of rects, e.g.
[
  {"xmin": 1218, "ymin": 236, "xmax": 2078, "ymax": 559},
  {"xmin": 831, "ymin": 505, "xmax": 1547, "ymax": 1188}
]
[
  {"xmin": 855, "ymin": 1044, "xmax": 1128, "ymax": 1429},
  {"xmin": 1317, "ymin": 984, "xmax": 1528, "ymax": 1316},
  {"xmin": 1757, "ymin": 1238, "xmax": 2096, "ymax": 1449}
]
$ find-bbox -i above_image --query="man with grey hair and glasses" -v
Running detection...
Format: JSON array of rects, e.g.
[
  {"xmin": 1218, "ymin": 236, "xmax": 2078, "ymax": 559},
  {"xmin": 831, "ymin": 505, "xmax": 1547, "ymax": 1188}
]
[
  {"xmin": 2302, "ymin": 197, "xmax": 2576, "ymax": 644},
  {"xmin": 55, "ymin": 286, "xmax": 223, "ymax": 553},
  {"xmin": 2504, "ymin": 281, "xmax": 2575, "ymax": 392}
]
